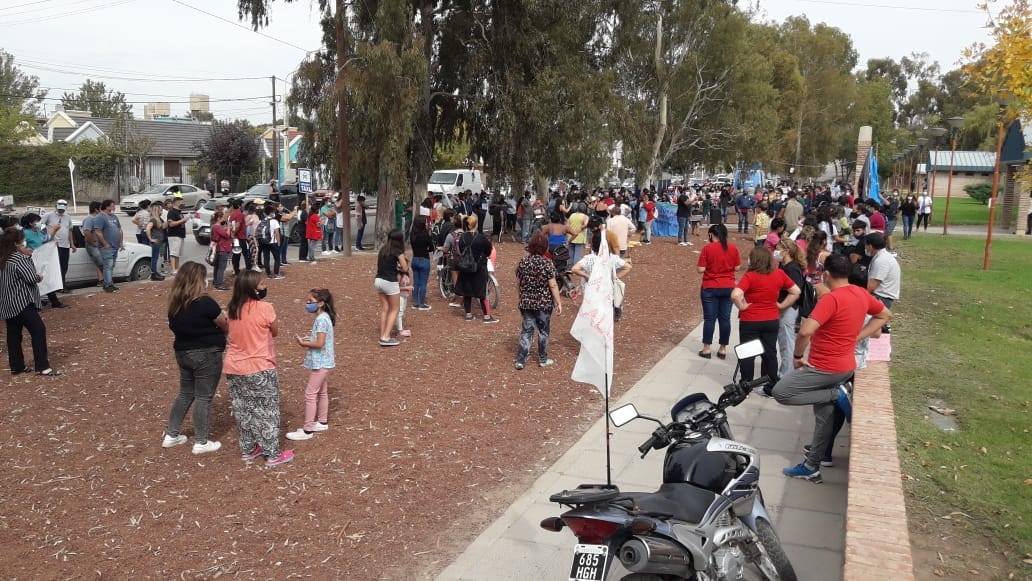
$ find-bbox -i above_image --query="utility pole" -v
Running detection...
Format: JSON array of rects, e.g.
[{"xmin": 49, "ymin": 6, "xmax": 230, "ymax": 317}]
[
  {"xmin": 271, "ymin": 76, "xmax": 278, "ymax": 185},
  {"xmin": 336, "ymin": 0, "xmax": 352, "ymax": 257}
]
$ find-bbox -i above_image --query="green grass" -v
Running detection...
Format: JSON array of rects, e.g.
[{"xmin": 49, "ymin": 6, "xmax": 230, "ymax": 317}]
[
  {"xmin": 933, "ymin": 195, "xmax": 1001, "ymax": 226},
  {"xmin": 891, "ymin": 234, "xmax": 1032, "ymax": 561}
]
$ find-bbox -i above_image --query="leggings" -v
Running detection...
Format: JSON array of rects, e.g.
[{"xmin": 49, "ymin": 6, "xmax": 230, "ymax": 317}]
[
  {"xmin": 916, "ymin": 213, "xmax": 931, "ymax": 230},
  {"xmin": 463, "ymin": 296, "xmax": 489, "ymax": 317}
]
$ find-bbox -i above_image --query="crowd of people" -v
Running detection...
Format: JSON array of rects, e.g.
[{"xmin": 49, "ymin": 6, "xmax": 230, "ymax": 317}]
[{"xmin": 1, "ymin": 176, "xmax": 905, "ymax": 479}]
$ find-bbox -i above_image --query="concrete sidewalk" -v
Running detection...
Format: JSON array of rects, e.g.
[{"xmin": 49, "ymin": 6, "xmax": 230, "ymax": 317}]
[{"xmin": 437, "ymin": 323, "xmax": 848, "ymax": 581}]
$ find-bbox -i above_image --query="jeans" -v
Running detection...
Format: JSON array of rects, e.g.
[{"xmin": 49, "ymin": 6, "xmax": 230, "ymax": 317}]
[
  {"xmin": 677, "ymin": 217, "xmax": 690, "ymax": 243},
  {"xmin": 356, "ymin": 223, "xmax": 366, "ymax": 250},
  {"xmin": 334, "ymin": 226, "xmax": 344, "ymax": 250},
  {"xmin": 168, "ymin": 347, "xmax": 224, "ymax": 444},
  {"xmin": 150, "ymin": 242, "xmax": 162, "ymax": 274},
  {"xmin": 516, "ymin": 308, "xmax": 552, "ymax": 364},
  {"xmin": 700, "ymin": 287, "xmax": 733, "ymax": 346},
  {"xmin": 569, "ymin": 243, "xmax": 585, "ymax": 268},
  {"xmin": 411, "ymin": 257, "xmax": 430, "ymax": 306},
  {"xmin": 306, "ymin": 239, "xmax": 318, "ymax": 261},
  {"xmin": 778, "ymin": 307, "xmax": 799, "ymax": 379},
  {"xmin": 5, "ymin": 304, "xmax": 49, "ymax": 372},
  {"xmin": 521, "ymin": 218, "xmax": 533, "ymax": 242},
  {"xmin": 100, "ymin": 247, "xmax": 117, "ymax": 286},
  {"xmin": 772, "ymin": 366, "xmax": 854, "ymax": 468},
  {"xmin": 303, "ymin": 368, "xmax": 330, "ymax": 431},
  {"xmin": 85, "ymin": 244, "xmax": 104, "ymax": 269},
  {"xmin": 738, "ymin": 211, "xmax": 750, "ymax": 232},
  {"xmin": 260, "ymin": 242, "xmax": 280, "ymax": 275},
  {"xmin": 278, "ymin": 232, "xmax": 290, "ymax": 263},
  {"xmin": 901, "ymin": 215, "xmax": 914, "ymax": 238},
  {"xmin": 213, "ymin": 251, "xmax": 230, "ymax": 287},
  {"xmin": 322, "ymin": 226, "xmax": 334, "ymax": 251},
  {"xmin": 738, "ymin": 319, "xmax": 780, "ymax": 382}
]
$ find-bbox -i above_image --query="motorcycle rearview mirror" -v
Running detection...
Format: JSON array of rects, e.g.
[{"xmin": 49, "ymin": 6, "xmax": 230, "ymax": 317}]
[
  {"xmin": 609, "ymin": 403, "xmax": 639, "ymax": 427},
  {"xmin": 735, "ymin": 339, "xmax": 764, "ymax": 360}
]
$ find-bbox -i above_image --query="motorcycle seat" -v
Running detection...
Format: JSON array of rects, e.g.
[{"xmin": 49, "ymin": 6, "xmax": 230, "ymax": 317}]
[{"xmin": 622, "ymin": 483, "xmax": 715, "ymax": 524}]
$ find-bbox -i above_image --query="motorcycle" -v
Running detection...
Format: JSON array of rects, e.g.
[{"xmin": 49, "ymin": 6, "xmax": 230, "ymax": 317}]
[{"xmin": 541, "ymin": 339, "xmax": 797, "ymax": 581}]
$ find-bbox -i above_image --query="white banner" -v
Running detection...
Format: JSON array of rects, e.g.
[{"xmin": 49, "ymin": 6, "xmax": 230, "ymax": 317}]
[
  {"xmin": 570, "ymin": 233, "xmax": 615, "ymax": 398},
  {"xmin": 33, "ymin": 241, "xmax": 63, "ymax": 296}
]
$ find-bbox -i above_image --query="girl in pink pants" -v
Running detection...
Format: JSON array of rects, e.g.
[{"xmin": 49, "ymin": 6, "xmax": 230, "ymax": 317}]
[{"xmin": 286, "ymin": 288, "xmax": 337, "ymax": 441}]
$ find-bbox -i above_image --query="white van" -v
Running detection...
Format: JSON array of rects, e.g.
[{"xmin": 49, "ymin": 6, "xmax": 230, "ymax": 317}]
[{"xmin": 428, "ymin": 169, "xmax": 485, "ymax": 207}]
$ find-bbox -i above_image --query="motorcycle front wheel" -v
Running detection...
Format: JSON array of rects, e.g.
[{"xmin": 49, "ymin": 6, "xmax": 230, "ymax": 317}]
[{"xmin": 750, "ymin": 519, "xmax": 797, "ymax": 581}]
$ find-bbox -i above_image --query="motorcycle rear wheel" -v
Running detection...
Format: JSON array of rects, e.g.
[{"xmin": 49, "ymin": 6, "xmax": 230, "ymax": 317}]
[
  {"xmin": 618, "ymin": 575, "xmax": 667, "ymax": 581},
  {"xmin": 751, "ymin": 519, "xmax": 797, "ymax": 581}
]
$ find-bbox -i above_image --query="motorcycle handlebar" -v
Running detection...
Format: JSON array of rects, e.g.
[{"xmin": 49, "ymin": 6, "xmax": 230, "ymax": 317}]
[
  {"xmin": 637, "ymin": 436, "xmax": 658, "ymax": 456},
  {"xmin": 741, "ymin": 376, "xmax": 771, "ymax": 392}
]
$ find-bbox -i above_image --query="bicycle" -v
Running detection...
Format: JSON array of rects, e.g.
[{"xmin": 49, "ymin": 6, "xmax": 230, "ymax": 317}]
[{"xmin": 437, "ymin": 251, "xmax": 499, "ymax": 310}]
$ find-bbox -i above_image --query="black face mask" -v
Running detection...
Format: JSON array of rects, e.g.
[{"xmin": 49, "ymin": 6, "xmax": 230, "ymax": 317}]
[{"xmin": 255, "ymin": 288, "xmax": 268, "ymax": 300}]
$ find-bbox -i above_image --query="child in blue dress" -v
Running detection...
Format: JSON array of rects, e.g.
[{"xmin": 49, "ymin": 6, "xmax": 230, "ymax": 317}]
[{"xmin": 286, "ymin": 288, "xmax": 337, "ymax": 441}]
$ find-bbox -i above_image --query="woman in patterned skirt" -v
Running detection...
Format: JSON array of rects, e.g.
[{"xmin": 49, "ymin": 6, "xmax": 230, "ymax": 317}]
[{"xmin": 224, "ymin": 270, "xmax": 293, "ymax": 467}]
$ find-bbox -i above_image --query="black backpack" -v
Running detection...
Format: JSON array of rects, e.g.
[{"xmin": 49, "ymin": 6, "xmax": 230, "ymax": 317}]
[
  {"xmin": 455, "ymin": 232, "xmax": 479, "ymax": 273},
  {"xmin": 256, "ymin": 218, "xmax": 273, "ymax": 244},
  {"xmin": 798, "ymin": 278, "xmax": 818, "ymax": 319}
]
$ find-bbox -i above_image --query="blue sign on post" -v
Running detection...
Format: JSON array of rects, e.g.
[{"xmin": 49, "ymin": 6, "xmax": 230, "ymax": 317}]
[{"xmin": 298, "ymin": 168, "xmax": 312, "ymax": 194}]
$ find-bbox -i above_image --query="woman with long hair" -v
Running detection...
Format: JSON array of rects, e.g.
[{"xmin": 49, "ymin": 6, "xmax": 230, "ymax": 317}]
[
  {"xmin": 696, "ymin": 224, "xmax": 740, "ymax": 359},
  {"xmin": 145, "ymin": 203, "xmax": 166, "ymax": 281},
  {"xmin": 408, "ymin": 218, "xmax": 434, "ymax": 310},
  {"xmin": 375, "ymin": 229, "xmax": 410, "ymax": 346},
  {"xmin": 224, "ymin": 271, "xmax": 293, "ymax": 467},
  {"xmin": 775, "ymin": 238, "xmax": 808, "ymax": 382},
  {"xmin": 0, "ymin": 227, "xmax": 58, "ymax": 376},
  {"xmin": 454, "ymin": 215, "xmax": 498, "ymax": 323},
  {"xmin": 210, "ymin": 210, "xmax": 232, "ymax": 291},
  {"xmin": 732, "ymin": 246, "xmax": 800, "ymax": 383},
  {"xmin": 163, "ymin": 262, "xmax": 227, "ymax": 454},
  {"xmin": 804, "ymin": 230, "xmax": 832, "ymax": 293}
]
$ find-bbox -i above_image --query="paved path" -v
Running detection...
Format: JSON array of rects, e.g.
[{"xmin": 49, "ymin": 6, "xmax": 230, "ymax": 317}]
[{"xmin": 437, "ymin": 323, "xmax": 848, "ymax": 581}]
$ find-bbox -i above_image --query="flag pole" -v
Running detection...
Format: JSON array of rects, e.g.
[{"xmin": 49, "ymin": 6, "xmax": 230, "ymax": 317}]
[{"xmin": 604, "ymin": 341, "xmax": 612, "ymax": 487}]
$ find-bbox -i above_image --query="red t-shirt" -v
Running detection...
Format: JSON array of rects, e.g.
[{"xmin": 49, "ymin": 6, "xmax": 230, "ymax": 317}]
[
  {"xmin": 868, "ymin": 211, "xmax": 886, "ymax": 231},
  {"xmin": 807, "ymin": 285, "xmax": 885, "ymax": 373},
  {"xmin": 736, "ymin": 269, "xmax": 795, "ymax": 322},
  {"xmin": 229, "ymin": 209, "xmax": 246, "ymax": 240},
  {"xmin": 698, "ymin": 242, "xmax": 741, "ymax": 289},
  {"xmin": 306, "ymin": 212, "xmax": 323, "ymax": 240}
]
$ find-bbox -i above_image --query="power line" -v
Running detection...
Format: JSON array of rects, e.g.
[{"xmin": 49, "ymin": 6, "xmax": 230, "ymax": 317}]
[
  {"xmin": 2, "ymin": 93, "xmax": 269, "ymax": 105},
  {"xmin": 169, "ymin": 0, "xmax": 316, "ymax": 53},
  {"xmin": 37, "ymin": 85, "xmax": 269, "ymax": 100},
  {"xmin": 0, "ymin": 0, "xmax": 137, "ymax": 27},
  {"xmin": 18, "ymin": 60, "xmax": 268, "ymax": 83},
  {"xmin": 0, "ymin": 0, "xmax": 55, "ymax": 12}
]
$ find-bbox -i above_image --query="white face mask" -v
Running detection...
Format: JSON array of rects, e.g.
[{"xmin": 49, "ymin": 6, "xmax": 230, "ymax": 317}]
[{"xmin": 773, "ymin": 250, "xmax": 783, "ymax": 262}]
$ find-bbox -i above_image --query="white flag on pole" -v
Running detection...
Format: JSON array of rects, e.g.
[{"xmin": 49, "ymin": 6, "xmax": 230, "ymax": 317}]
[{"xmin": 570, "ymin": 232, "xmax": 615, "ymax": 397}]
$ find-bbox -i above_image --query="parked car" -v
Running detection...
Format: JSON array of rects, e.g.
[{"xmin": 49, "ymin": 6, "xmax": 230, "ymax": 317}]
[
  {"xmin": 68, "ymin": 224, "xmax": 153, "ymax": 286},
  {"xmin": 120, "ymin": 183, "xmax": 208, "ymax": 215},
  {"xmin": 227, "ymin": 185, "xmax": 304, "ymax": 244},
  {"xmin": 192, "ymin": 199, "xmax": 231, "ymax": 245}
]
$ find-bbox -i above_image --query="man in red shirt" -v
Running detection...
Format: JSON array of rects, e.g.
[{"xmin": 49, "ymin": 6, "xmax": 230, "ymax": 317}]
[{"xmin": 773, "ymin": 253, "xmax": 891, "ymax": 483}]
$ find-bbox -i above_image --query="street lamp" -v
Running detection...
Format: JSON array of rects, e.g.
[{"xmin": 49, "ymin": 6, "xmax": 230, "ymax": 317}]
[
  {"xmin": 916, "ymin": 137, "xmax": 929, "ymax": 195},
  {"xmin": 942, "ymin": 116, "xmax": 965, "ymax": 235},
  {"xmin": 927, "ymin": 127, "xmax": 947, "ymax": 198},
  {"xmin": 984, "ymin": 103, "xmax": 1009, "ymax": 270}
]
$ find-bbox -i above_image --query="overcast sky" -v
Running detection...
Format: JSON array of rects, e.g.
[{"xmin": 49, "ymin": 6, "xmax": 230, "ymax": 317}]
[{"xmin": 1, "ymin": 0, "xmax": 994, "ymax": 125}]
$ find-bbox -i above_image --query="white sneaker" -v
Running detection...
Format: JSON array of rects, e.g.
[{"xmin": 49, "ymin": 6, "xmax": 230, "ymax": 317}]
[
  {"xmin": 311, "ymin": 422, "xmax": 329, "ymax": 432},
  {"xmin": 251, "ymin": 266, "xmax": 262, "ymax": 272},
  {"xmin": 162, "ymin": 434, "xmax": 187, "ymax": 448},
  {"xmin": 286, "ymin": 428, "xmax": 314, "ymax": 441},
  {"xmin": 322, "ymin": 251, "xmax": 331, "ymax": 255},
  {"xmin": 685, "ymin": 241, "xmax": 694, "ymax": 246},
  {"xmin": 678, "ymin": 242, "xmax": 687, "ymax": 246},
  {"xmin": 192, "ymin": 440, "xmax": 222, "ymax": 454}
]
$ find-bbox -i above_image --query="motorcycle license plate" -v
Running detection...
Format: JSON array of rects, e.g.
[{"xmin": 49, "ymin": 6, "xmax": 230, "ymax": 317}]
[{"xmin": 569, "ymin": 544, "xmax": 607, "ymax": 581}]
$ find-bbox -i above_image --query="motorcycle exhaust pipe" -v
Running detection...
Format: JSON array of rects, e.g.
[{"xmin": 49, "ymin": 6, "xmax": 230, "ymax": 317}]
[{"xmin": 618, "ymin": 536, "xmax": 692, "ymax": 577}]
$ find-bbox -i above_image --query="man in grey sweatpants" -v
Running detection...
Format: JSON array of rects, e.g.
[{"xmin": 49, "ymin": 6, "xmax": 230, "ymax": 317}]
[{"xmin": 773, "ymin": 253, "xmax": 891, "ymax": 483}]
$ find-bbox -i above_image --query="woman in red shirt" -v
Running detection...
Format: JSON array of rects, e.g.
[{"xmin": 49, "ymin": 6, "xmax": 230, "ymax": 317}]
[
  {"xmin": 732, "ymin": 246, "xmax": 800, "ymax": 382},
  {"xmin": 696, "ymin": 224, "xmax": 740, "ymax": 359}
]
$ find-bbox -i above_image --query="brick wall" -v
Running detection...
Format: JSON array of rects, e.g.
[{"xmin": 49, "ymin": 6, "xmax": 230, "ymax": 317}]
[{"xmin": 843, "ymin": 361, "xmax": 916, "ymax": 581}]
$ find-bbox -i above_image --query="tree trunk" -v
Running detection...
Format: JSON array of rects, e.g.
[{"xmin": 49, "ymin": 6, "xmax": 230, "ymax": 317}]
[
  {"xmin": 794, "ymin": 104, "xmax": 804, "ymax": 181},
  {"xmin": 409, "ymin": 3, "xmax": 435, "ymax": 223},
  {"xmin": 336, "ymin": 0, "xmax": 353, "ymax": 258},
  {"xmin": 376, "ymin": 161, "xmax": 393, "ymax": 251},
  {"xmin": 536, "ymin": 175, "xmax": 550, "ymax": 201},
  {"xmin": 647, "ymin": 14, "xmax": 666, "ymax": 188}
]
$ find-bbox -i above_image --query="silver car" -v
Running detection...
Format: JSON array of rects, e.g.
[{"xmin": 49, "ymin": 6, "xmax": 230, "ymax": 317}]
[
  {"xmin": 192, "ymin": 199, "xmax": 231, "ymax": 245},
  {"xmin": 120, "ymin": 183, "xmax": 208, "ymax": 215}
]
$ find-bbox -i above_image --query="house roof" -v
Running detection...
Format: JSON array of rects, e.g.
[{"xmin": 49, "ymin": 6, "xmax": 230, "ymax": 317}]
[
  {"xmin": 56, "ymin": 114, "xmax": 212, "ymax": 158},
  {"xmin": 1000, "ymin": 119, "xmax": 1032, "ymax": 164},
  {"xmin": 927, "ymin": 150, "xmax": 996, "ymax": 173}
]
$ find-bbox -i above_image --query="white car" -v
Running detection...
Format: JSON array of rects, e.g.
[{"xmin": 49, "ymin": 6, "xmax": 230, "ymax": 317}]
[
  {"xmin": 67, "ymin": 224, "xmax": 154, "ymax": 286},
  {"xmin": 192, "ymin": 199, "xmax": 231, "ymax": 245}
]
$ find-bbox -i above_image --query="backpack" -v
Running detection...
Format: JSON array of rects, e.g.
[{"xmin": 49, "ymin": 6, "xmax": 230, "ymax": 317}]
[
  {"xmin": 256, "ymin": 218, "xmax": 273, "ymax": 244},
  {"xmin": 798, "ymin": 278, "xmax": 818, "ymax": 319},
  {"xmin": 455, "ymin": 232, "xmax": 479, "ymax": 273}
]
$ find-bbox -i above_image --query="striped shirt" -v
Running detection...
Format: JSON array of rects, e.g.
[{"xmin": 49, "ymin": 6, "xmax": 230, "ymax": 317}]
[{"xmin": 0, "ymin": 252, "xmax": 42, "ymax": 320}]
